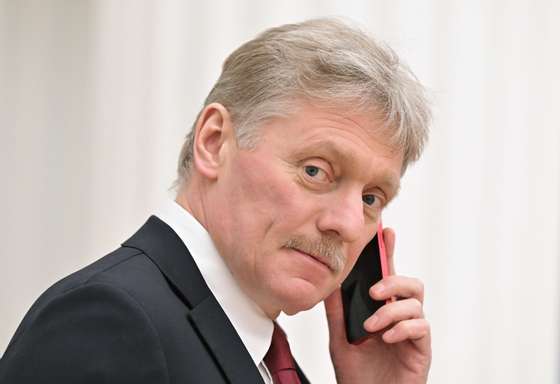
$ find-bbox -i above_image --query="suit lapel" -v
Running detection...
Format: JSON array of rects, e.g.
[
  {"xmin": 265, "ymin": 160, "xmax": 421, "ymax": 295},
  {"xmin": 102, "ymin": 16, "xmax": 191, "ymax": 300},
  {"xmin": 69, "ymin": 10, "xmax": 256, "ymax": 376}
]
[
  {"xmin": 122, "ymin": 216, "xmax": 208, "ymax": 307},
  {"xmin": 189, "ymin": 295, "xmax": 265, "ymax": 384},
  {"xmin": 295, "ymin": 360, "xmax": 311, "ymax": 384},
  {"xmin": 122, "ymin": 216, "xmax": 265, "ymax": 384}
]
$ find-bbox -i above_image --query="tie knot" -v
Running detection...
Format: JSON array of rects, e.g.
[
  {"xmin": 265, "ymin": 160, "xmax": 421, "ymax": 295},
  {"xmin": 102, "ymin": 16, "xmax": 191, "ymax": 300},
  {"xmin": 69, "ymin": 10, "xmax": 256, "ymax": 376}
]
[{"xmin": 264, "ymin": 323, "xmax": 301, "ymax": 384}]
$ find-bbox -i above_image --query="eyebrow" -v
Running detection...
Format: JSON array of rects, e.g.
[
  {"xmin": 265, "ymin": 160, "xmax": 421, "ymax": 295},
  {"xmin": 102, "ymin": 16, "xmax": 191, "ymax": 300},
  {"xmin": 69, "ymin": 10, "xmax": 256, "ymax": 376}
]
[
  {"xmin": 294, "ymin": 140, "xmax": 402, "ymax": 198},
  {"xmin": 299, "ymin": 140, "xmax": 356, "ymax": 165}
]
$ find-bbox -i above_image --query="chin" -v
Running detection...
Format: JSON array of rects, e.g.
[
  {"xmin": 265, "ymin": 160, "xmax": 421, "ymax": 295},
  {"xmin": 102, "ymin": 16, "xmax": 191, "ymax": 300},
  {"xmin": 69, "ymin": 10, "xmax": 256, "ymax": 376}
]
[{"xmin": 275, "ymin": 277, "xmax": 331, "ymax": 316}]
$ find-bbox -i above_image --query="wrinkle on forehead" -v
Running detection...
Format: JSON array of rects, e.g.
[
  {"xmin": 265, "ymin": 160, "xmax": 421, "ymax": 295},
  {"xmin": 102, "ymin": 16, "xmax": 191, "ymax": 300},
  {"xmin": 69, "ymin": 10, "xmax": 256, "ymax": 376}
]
[
  {"xmin": 256, "ymin": 100, "xmax": 404, "ymax": 171},
  {"xmin": 292, "ymin": 100, "xmax": 399, "ymax": 144},
  {"xmin": 294, "ymin": 105, "xmax": 402, "ymax": 157}
]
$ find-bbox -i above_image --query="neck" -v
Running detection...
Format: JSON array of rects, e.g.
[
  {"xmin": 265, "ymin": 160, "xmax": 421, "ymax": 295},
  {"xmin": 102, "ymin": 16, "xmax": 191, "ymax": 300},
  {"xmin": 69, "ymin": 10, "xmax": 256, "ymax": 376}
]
[{"xmin": 175, "ymin": 179, "xmax": 209, "ymax": 230}]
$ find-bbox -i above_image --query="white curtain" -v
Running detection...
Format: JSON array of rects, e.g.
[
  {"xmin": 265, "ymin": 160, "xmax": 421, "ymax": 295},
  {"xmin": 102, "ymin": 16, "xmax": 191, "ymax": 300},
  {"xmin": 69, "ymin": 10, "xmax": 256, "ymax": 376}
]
[{"xmin": 1, "ymin": 1, "xmax": 558, "ymax": 383}]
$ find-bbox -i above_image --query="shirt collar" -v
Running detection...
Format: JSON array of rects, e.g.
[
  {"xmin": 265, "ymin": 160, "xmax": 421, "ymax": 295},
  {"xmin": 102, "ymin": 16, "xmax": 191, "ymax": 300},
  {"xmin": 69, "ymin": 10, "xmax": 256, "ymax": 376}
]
[{"xmin": 155, "ymin": 199, "xmax": 273, "ymax": 367}]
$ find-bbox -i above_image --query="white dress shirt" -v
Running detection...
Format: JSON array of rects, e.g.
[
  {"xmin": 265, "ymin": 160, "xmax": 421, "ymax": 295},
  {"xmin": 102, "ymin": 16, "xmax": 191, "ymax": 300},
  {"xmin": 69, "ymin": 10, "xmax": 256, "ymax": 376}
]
[{"xmin": 156, "ymin": 199, "xmax": 274, "ymax": 383}]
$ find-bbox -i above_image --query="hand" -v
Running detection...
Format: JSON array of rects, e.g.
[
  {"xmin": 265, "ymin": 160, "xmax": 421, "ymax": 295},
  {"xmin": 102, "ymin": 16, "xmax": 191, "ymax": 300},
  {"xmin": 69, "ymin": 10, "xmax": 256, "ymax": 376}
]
[{"xmin": 324, "ymin": 228, "xmax": 431, "ymax": 384}]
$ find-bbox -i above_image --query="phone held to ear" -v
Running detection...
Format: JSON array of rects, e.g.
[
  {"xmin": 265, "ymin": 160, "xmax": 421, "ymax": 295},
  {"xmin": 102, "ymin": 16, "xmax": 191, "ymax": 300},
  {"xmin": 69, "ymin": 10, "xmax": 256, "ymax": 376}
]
[{"xmin": 341, "ymin": 220, "xmax": 390, "ymax": 344}]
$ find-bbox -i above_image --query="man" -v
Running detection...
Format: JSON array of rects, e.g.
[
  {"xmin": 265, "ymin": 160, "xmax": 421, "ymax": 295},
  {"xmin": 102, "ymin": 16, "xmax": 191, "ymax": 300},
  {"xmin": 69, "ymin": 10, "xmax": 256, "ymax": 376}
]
[{"xmin": 0, "ymin": 18, "xmax": 431, "ymax": 383}]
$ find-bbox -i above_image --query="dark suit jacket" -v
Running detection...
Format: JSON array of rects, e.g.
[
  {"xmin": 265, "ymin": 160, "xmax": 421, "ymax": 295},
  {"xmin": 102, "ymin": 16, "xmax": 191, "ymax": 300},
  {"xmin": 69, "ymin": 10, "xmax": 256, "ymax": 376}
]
[{"xmin": 0, "ymin": 216, "xmax": 310, "ymax": 383}]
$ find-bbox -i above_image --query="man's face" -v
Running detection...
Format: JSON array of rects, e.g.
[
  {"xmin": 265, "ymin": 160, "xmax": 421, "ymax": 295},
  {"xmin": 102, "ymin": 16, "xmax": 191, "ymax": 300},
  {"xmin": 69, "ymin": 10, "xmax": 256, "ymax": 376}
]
[{"xmin": 204, "ymin": 103, "xmax": 403, "ymax": 318}]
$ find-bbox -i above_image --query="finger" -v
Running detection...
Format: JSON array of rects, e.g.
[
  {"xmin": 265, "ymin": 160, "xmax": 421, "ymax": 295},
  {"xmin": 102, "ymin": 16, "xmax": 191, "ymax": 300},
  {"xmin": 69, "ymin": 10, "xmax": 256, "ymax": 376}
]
[
  {"xmin": 363, "ymin": 298, "xmax": 423, "ymax": 333},
  {"xmin": 382, "ymin": 318, "xmax": 431, "ymax": 345},
  {"xmin": 370, "ymin": 275, "xmax": 425, "ymax": 303},
  {"xmin": 323, "ymin": 287, "xmax": 348, "ymax": 346},
  {"xmin": 382, "ymin": 227, "xmax": 396, "ymax": 275}
]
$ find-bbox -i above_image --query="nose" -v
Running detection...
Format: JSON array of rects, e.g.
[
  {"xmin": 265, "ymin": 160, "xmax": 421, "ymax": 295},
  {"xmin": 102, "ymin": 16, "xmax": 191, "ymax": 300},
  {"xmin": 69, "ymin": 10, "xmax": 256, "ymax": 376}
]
[{"xmin": 316, "ymin": 188, "xmax": 365, "ymax": 243}]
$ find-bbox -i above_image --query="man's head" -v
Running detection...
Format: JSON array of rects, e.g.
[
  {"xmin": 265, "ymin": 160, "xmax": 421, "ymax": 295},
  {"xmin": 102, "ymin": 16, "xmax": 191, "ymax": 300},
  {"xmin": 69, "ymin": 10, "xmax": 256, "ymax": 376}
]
[{"xmin": 175, "ymin": 18, "xmax": 430, "ymax": 318}]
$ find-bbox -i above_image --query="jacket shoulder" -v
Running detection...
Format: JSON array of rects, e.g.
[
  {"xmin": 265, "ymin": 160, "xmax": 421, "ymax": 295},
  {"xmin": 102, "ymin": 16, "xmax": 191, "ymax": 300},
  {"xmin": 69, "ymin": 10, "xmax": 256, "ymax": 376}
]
[
  {"xmin": 0, "ymin": 247, "xmax": 171, "ymax": 384},
  {"xmin": 0, "ymin": 279, "xmax": 169, "ymax": 384}
]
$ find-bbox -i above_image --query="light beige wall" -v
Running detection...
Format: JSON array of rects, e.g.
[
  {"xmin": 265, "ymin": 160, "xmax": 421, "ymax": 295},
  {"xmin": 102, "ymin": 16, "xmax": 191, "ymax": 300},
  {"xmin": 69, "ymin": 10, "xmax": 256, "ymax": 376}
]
[{"xmin": 1, "ymin": 1, "xmax": 559, "ymax": 383}]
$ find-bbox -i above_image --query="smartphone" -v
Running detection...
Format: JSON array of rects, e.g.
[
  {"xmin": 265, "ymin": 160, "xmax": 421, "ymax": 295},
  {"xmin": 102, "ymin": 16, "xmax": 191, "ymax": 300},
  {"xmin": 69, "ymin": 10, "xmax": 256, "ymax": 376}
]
[{"xmin": 341, "ymin": 221, "xmax": 390, "ymax": 344}]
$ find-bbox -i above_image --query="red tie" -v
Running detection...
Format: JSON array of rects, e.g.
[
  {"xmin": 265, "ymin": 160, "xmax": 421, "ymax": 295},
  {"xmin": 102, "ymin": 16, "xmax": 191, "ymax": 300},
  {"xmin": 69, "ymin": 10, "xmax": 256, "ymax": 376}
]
[{"xmin": 264, "ymin": 323, "xmax": 302, "ymax": 384}]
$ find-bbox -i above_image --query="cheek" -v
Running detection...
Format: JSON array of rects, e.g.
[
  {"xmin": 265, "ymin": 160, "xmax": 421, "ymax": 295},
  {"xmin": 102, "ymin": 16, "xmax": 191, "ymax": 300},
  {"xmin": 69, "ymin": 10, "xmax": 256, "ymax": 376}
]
[
  {"xmin": 214, "ymin": 155, "xmax": 298, "ymax": 270},
  {"xmin": 234, "ymin": 155, "xmax": 306, "ymax": 225}
]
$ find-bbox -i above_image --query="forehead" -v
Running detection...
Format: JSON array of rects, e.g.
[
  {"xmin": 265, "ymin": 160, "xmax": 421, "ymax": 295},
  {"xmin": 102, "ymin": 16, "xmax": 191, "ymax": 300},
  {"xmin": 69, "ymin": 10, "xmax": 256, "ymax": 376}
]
[
  {"xmin": 280, "ymin": 102, "xmax": 395, "ymax": 144},
  {"xmin": 287, "ymin": 103, "xmax": 400, "ymax": 153}
]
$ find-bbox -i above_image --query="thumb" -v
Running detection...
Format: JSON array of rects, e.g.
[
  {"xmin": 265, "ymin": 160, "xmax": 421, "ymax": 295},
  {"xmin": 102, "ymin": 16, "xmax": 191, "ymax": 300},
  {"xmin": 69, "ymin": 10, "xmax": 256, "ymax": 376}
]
[{"xmin": 324, "ymin": 287, "xmax": 348, "ymax": 347}]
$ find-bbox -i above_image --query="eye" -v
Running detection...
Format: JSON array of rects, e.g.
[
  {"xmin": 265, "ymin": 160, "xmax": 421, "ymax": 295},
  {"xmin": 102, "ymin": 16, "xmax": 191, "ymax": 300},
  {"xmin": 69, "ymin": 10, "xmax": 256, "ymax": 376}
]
[
  {"xmin": 304, "ymin": 165, "xmax": 320, "ymax": 177},
  {"xmin": 362, "ymin": 194, "xmax": 376, "ymax": 206},
  {"xmin": 303, "ymin": 165, "xmax": 329, "ymax": 182}
]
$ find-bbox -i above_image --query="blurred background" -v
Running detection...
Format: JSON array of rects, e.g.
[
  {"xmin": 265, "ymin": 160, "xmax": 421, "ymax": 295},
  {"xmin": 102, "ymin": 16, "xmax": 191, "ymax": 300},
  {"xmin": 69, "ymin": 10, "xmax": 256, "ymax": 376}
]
[{"xmin": 1, "ymin": 1, "xmax": 558, "ymax": 383}]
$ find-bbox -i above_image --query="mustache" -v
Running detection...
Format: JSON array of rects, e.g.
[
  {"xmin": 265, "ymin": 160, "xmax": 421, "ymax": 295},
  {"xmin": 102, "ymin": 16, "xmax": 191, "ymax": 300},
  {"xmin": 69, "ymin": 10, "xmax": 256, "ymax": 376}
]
[{"xmin": 283, "ymin": 235, "xmax": 345, "ymax": 273}]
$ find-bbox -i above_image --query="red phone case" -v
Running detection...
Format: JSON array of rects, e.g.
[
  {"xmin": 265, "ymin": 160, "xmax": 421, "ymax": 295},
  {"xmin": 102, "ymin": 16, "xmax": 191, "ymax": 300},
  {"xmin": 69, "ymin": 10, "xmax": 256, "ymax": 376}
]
[
  {"xmin": 377, "ymin": 219, "xmax": 395, "ymax": 304},
  {"xmin": 378, "ymin": 220, "xmax": 389, "ymax": 277}
]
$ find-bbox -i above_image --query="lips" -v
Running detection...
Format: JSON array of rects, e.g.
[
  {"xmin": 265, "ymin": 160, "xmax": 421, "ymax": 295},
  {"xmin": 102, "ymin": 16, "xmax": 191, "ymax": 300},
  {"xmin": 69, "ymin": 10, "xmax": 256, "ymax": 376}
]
[{"xmin": 289, "ymin": 247, "xmax": 334, "ymax": 271}]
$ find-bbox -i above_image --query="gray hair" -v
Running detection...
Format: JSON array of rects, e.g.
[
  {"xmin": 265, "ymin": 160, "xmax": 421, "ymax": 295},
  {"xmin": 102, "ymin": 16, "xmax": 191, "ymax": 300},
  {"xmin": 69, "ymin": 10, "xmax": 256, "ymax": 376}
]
[{"xmin": 176, "ymin": 18, "xmax": 431, "ymax": 185}]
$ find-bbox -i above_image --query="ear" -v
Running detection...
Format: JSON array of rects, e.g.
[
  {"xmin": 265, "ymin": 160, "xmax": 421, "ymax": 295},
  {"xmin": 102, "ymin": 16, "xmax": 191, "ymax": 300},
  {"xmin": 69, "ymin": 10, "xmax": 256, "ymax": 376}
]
[{"xmin": 192, "ymin": 103, "xmax": 235, "ymax": 180}]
